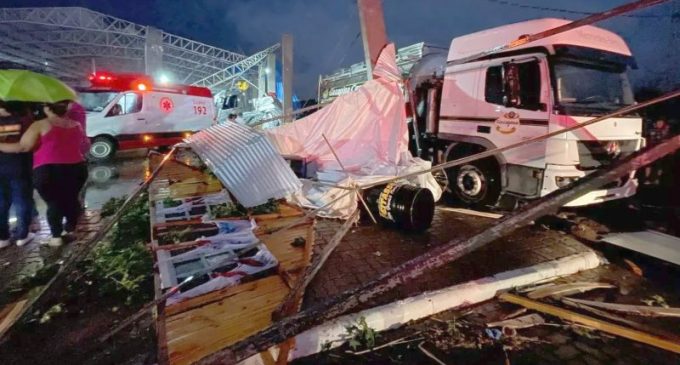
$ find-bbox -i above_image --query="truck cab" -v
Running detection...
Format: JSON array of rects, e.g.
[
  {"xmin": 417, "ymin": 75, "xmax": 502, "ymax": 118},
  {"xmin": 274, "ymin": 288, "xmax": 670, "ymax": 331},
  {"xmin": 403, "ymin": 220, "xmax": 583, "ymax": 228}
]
[
  {"xmin": 79, "ymin": 72, "xmax": 215, "ymax": 161},
  {"xmin": 217, "ymin": 91, "xmax": 284, "ymax": 129},
  {"xmin": 412, "ymin": 18, "xmax": 642, "ymax": 208}
]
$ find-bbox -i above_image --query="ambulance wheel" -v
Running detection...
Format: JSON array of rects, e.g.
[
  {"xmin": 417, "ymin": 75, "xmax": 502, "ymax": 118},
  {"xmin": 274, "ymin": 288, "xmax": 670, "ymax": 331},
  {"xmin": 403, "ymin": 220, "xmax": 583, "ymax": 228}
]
[
  {"xmin": 89, "ymin": 136, "xmax": 116, "ymax": 162},
  {"xmin": 446, "ymin": 145, "xmax": 501, "ymax": 208}
]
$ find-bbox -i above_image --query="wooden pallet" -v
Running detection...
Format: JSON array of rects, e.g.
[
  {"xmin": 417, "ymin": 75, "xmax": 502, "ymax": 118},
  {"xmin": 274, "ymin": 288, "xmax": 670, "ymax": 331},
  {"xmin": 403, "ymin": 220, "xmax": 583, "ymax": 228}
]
[{"xmin": 149, "ymin": 150, "xmax": 314, "ymax": 365}]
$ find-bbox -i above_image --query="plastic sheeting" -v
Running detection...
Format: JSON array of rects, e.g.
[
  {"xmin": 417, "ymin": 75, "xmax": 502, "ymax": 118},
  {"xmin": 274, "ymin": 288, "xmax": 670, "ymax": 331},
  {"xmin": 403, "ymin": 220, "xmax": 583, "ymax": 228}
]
[
  {"xmin": 265, "ymin": 44, "xmax": 409, "ymax": 172},
  {"xmin": 266, "ymin": 44, "xmax": 441, "ymax": 218}
]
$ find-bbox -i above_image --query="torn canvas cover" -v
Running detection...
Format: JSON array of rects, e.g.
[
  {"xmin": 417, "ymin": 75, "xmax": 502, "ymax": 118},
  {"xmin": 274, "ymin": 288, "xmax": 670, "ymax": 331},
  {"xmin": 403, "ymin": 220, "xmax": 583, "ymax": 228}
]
[{"xmin": 266, "ymin": 43, "xmax": 441, "ymax": 218}]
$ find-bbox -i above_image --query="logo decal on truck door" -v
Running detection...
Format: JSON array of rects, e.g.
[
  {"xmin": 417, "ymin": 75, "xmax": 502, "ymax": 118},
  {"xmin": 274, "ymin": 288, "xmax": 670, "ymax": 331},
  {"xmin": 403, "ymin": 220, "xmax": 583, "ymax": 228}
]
[{"xmin": 494, "ymin": 111, "xmax": 520, "ymax": 134}]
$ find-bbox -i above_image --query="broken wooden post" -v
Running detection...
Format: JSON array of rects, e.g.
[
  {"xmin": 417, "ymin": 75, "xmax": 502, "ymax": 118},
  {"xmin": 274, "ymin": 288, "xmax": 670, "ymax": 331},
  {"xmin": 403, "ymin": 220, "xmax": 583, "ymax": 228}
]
[
  {"xmin": 500, "ymin": 293, "xmax": 680, "ymax": 354},
  {"xmin": 272, "ymin": 210, "xmax": 359, "ymax": 320},
  {"xmin": 560, "ymin": 298, "xmax": 680, "ymax": 342},
  {"xmin": 195, "ymin": 133, "xmax": 680, "ymax": 364}
]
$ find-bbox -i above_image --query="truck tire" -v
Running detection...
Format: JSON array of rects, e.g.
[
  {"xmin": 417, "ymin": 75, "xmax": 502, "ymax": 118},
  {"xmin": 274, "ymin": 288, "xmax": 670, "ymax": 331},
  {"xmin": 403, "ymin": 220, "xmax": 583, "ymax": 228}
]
[
  {"xmin": 446, "ymin": 145, "xmax": 501, "ymax": 208},
  {"xmin": 89, "ymin": 136, "xmax": 116, "ymax": 162}
]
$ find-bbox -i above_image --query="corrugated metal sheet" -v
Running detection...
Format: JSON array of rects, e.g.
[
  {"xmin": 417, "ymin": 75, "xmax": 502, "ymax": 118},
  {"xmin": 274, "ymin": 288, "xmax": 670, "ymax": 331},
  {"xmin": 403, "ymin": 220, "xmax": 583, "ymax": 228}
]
[{"xmin": 187, "ymin": 123, "xmax": 301, "ymax": 207}]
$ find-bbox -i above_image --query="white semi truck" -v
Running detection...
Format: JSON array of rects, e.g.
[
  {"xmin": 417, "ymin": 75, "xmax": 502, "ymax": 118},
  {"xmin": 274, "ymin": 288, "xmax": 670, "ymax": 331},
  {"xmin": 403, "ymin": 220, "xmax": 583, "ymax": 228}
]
[{"xmin": 409, "ymin": 18, "xmax": 643, "ymax": 208}]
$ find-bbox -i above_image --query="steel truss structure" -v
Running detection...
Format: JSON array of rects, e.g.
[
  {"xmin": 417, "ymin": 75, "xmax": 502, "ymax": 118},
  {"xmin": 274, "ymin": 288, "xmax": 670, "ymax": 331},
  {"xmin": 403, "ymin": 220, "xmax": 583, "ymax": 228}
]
[{"xmin": 0, "ymin": 7, "xmax": 277, "ymax": 92}]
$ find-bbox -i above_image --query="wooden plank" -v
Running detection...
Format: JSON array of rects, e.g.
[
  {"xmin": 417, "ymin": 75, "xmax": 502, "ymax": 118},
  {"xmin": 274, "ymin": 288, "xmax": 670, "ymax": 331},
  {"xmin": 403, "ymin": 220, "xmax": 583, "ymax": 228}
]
[
  {"xmin": 0, "ymin": 298, "xmax": 29, "ymax": 337},
  {"xmin": 499, "ymin": 293, "xmax": 680, "ymax": 354},
  {"xmin": 253, "ymin": 203, "xmax": 304, "ymax": 222},
  {"xmin": 260, "ymin": 350, "xmax": 277, "ymax": 365},
  {"xmin": 275, "ymin": 340, "xmax": 293, "ymax": 365},
  {"xmin": 165, "ymin": 275, "xmax": 283, "ymax": 317},
  {"xmin": 564, "ymin": 297, "xmax": 680, "ymax": 318},
  {"xmin": 167, "ymin": 293, "xmax": 286, "ymax": 344},
  {"xmin": 560, "ymin": 298, "xmax": 680, "ymax": 343},
  {"xmin": 527, "ymin": 282, "xmax": 615, "ymax": 300},
  {"xmin": 166, "ymin": 276, "xmax": 288, "ymax": 326},
  {"xmin": 166, "ymin": 276, "xmax": 289, "ymax": 365},
  {"xmin": 438, "ymin": 207, "xmax": 503, "ymax": 219},
  {"xmin": 261, "ymin": 225, "xmax": 310, "ymax": 272}
]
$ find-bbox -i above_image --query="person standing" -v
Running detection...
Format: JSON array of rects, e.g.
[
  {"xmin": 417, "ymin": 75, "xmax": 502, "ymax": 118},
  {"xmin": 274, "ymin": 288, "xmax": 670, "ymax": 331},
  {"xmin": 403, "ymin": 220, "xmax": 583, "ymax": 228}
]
[
  {"xmin": 644, "ymin": 117, "xmax": 671, "ymax": 185},
  {"xmin": 65, "ymin": 101, "xmax": 90, "ymax": 207},
  {"xmin": 0, "ymin": 101, "xmax": 34, "ymax": 248},
  {"xmin": 0, "ymin": 101, "xmax": 88, "ymax": 247}
]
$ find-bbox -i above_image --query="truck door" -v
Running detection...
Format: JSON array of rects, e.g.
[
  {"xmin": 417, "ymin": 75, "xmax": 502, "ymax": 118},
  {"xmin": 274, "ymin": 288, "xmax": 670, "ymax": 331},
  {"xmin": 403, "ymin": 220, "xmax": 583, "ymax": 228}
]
[
  {"xmin": 476, "ymin": 55, "xmax": 551, "ymax": 198},
  {"xmin": 477, "ymin": 56, "xmax": 550, "ymax": 168},
  {"xmin": 105, "ymin": 92, "xmax": 148, "ymax": 135}
]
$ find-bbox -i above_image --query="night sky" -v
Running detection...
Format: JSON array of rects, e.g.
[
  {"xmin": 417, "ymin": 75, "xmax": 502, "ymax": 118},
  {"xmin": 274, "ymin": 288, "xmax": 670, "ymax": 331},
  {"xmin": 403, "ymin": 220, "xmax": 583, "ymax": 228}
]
[{"xmin": 2, "ymin": 0, "xmax": 678, "ymax": 98}]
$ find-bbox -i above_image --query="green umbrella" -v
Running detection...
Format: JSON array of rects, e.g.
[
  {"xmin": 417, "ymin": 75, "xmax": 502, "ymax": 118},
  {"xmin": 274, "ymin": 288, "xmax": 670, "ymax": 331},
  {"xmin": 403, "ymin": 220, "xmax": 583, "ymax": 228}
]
[{"xmin": 0, "ymin": 69, "xmax": 77, "ymax": 103}]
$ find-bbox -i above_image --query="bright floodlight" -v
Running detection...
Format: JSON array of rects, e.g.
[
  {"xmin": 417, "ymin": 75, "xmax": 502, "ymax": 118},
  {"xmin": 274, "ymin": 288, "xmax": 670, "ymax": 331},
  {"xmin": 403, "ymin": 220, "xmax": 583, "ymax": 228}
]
[
  {"xmin": 159, "ymin": 73, "xmax": 170, "ymax": 84},
  {"xmin": 264, "ymin": 67, "xmax": 270, "ymax": 74}
]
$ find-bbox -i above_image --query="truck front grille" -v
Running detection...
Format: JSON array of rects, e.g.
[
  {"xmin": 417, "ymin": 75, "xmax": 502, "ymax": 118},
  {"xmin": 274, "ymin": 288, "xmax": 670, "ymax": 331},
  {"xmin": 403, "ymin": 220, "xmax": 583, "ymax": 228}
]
[{"xmin": 576, "ymin": 139, "xmax": 638, "ymax": 170}]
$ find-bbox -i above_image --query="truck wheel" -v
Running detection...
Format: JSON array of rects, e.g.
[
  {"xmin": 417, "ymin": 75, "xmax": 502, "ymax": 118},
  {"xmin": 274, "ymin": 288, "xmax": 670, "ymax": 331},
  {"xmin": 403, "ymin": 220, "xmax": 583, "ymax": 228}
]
[
  {"xmin": 89, "ymin": 136, "xmax": 116, "ymax": 162},
  {"xmin": 446, "ymin": 147, "xmax": 501, "ymax": 208}
]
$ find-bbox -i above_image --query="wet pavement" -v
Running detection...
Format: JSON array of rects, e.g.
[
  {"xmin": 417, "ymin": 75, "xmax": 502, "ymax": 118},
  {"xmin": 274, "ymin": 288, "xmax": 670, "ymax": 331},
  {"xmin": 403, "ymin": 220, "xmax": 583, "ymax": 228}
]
[
  {"xmin": 306, "ymin": 210, "xmax": 593, "ymax": 311},
  {"xmin": 0, "ymin": 150, "xmax": 146, "ymax": 292},
  {"xmin": 82, "ymin": 150, "xmax": 147, "ymax": 210}
]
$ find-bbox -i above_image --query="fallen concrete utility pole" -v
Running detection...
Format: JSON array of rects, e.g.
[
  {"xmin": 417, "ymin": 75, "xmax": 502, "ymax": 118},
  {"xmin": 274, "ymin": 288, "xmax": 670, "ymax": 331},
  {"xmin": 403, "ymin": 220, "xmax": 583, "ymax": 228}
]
[
  {"xmin": 291, "ymin": 251, "xmax": 601, "ymax": 360},
  {"xmin": 0, "ymin": 148, "xmax": 178, "ymax": 343},
  {"xmin": 449, "ymin": 0, "xmax": 669, "ymax": 65},
  {"xmin": 500, "ymin": 293, "xmax": 680, "ymax": 354},
  {"xmin": 196, "ymin": 137, "xmax": 680, "ymax": 364}
]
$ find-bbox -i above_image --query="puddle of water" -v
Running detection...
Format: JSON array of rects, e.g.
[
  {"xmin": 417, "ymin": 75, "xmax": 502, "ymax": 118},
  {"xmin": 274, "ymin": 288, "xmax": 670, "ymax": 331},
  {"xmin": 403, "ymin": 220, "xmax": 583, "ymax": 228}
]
[{"xmin": 8, "ymin": 150, "xmax": 147, "ymax": 220}]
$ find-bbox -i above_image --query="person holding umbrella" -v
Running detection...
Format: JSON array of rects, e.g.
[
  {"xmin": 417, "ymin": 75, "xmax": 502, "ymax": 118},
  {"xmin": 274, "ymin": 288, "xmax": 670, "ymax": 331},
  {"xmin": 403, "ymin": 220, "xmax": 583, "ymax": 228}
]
[
  {"xmin": 0, "ymin": 70, "xmax": 89, "ymax": 247},
  {"xmin": 0, "ymin": 100, "xmax": 34, "ymax": 248}
]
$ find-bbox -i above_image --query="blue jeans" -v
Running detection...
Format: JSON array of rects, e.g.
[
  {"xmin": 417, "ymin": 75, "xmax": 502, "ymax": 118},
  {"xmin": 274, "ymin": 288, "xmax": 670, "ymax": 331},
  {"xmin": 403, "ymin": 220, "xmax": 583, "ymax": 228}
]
[{"xmin": 0, "ymin": 173, "xmax": 33, "ymax": 240}]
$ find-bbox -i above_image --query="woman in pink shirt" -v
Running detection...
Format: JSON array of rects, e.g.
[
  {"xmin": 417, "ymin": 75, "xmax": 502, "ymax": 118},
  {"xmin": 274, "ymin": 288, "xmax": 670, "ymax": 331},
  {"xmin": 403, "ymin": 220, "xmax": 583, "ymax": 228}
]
[{"xmin": 0, "ymin": 101, "xmax": 89, "ymax": 247}]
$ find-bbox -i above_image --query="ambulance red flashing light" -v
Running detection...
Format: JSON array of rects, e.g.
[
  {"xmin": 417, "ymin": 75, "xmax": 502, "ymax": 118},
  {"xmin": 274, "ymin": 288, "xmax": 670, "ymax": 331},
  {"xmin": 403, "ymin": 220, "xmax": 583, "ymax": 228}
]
[
  {"xmin": 87, "ymin": 72, "xmax": 212, "ymax": 97},
  {"xmin": 89, "ymin": 72, "xmax": 153, "ymax": 92}
]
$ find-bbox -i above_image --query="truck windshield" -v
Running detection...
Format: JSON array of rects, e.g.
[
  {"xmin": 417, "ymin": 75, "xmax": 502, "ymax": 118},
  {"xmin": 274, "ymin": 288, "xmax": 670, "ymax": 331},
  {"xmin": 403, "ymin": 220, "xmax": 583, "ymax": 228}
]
[
  {"xmin": 79, "ymin": 91, "xmax": 119, "ymax": 112},
  {"xmin": 553, "ymin": 61, "xmax": 634, "ymax": 115}
]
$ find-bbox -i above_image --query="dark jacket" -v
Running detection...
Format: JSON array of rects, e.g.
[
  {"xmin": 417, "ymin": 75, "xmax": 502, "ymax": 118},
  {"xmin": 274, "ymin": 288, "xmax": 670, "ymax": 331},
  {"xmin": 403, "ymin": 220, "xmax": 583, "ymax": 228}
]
[{"xmin": 0, "ymin": 114, "xmax": 32, "ymax": 177}]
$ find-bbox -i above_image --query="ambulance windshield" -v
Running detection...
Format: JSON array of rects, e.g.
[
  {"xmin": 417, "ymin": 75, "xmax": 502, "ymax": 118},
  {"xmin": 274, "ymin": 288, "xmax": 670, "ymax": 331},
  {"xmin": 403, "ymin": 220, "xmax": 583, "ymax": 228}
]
[{"xmin": 80, "ymin": 91, "xmax": 119, "ymax": 112}]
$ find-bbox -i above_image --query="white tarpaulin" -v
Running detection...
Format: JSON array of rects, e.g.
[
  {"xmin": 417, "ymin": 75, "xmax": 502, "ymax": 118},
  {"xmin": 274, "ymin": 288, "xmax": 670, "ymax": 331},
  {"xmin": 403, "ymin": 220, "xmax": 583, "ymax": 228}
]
[{"xmin": 266, "ymin": 44, "xmax": 441, "ymax": 218}]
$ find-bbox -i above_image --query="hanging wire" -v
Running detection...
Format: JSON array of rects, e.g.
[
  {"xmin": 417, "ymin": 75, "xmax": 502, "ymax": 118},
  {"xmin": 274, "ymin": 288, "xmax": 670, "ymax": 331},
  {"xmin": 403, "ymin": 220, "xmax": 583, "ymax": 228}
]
[{"xmin": 483, "ymin": 0, "xmax": 673, "ymax": 19}]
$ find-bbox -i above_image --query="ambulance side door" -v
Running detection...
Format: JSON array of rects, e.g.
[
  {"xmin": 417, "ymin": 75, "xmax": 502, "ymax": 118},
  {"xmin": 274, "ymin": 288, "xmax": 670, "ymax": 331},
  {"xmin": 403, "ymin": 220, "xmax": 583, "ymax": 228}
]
[{"xmin": 107, "ymin": 92, "xmax": 150, "ymax": 135}]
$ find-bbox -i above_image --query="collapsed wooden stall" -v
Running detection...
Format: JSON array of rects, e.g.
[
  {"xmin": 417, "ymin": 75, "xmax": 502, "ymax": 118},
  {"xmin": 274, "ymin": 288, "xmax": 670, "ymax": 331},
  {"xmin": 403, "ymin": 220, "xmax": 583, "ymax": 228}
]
[{"xmin": 147, "ymin": 152, "xmax": 316, "ymax": 365}]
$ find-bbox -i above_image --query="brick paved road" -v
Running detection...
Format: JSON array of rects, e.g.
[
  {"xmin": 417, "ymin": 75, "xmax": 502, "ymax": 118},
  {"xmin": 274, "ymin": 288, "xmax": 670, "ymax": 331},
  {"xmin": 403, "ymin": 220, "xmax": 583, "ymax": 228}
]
[
  {"xmin": 297, "ymin": 207, "xmax": 680, "ymax": 365},
  {"xmin": 304, "ymin": 206, "xmax": 591, "ymax": 309},
  {"xmin": 0, "ymin": 211, "xmax": 101, "ymax": 293}
]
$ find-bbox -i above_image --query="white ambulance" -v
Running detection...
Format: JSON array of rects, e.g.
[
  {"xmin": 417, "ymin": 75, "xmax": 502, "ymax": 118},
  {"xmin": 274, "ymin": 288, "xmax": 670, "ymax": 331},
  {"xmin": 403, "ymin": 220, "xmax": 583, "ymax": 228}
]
[{"xmin": 78, "ymin": 73, "xmax": 215, "ymax": 161}]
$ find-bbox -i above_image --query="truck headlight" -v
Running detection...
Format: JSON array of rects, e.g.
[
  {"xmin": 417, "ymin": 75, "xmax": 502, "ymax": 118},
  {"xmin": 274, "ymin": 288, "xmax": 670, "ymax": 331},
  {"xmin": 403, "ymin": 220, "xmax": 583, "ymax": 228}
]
[{"xmin": 555, "ymin": 176, "xmax": 580, "ymax": 188}]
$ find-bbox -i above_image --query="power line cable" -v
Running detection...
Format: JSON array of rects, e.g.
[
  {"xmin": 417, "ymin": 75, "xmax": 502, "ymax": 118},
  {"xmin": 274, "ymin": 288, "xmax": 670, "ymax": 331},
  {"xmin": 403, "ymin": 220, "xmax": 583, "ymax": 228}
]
[{"xmin": 484, "ymin": 0, "xmax": 673, "ymax": 19}]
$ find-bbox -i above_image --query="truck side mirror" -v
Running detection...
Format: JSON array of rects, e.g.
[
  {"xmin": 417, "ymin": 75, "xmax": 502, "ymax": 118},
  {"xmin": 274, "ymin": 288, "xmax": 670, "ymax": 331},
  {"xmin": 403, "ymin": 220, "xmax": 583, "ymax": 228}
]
[{"xmin": 503, "ymin": 62, "xmax": 520, "ymax": 108}]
